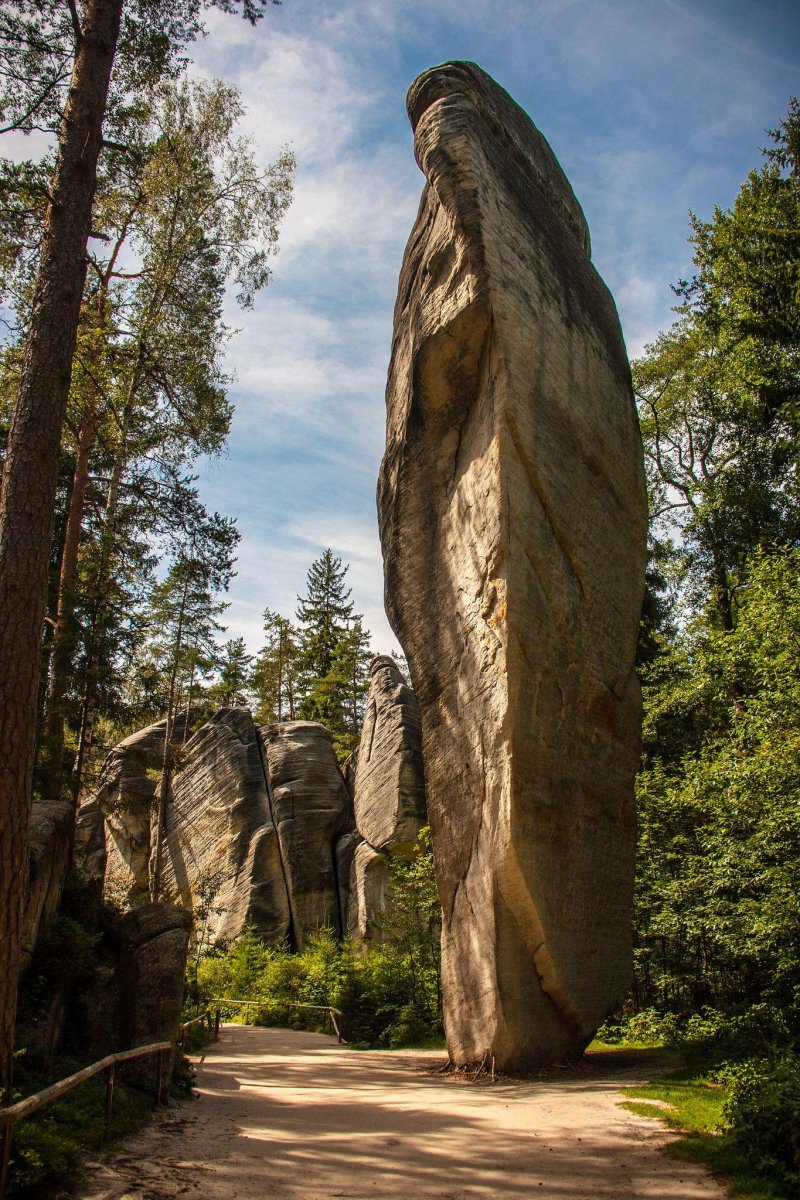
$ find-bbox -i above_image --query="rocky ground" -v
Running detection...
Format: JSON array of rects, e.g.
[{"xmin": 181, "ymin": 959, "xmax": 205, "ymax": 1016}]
[{"xmin": 78, "ymin": 1025, "xmax": 726, "ymax": 1200}]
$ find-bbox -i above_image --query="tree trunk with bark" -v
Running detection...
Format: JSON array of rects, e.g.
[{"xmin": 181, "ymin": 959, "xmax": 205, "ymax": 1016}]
[
  {"xmin": 0, "ymin": 0, "xmax": 123, "ymax": 1098},
  {"xmin": 40, "ymin": 413, "xmax": 95, "ymax": 804}
]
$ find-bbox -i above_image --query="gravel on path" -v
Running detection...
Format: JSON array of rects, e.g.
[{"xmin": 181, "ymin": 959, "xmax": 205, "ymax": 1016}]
[{"xmin": 78, "ymin": 1023, "xmax": 727, "ymax": 1200}]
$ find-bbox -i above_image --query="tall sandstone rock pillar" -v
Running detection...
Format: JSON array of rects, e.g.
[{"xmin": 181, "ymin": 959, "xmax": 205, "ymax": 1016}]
[{"xmin": 378, "ymin": 61, "xmax": 648, "ymax": 1070}]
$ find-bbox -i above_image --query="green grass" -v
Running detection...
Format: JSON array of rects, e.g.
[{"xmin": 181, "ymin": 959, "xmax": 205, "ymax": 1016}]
[{"xmin": 621, "ymin": 1068, "xmax": 791, "ymax": 1200}]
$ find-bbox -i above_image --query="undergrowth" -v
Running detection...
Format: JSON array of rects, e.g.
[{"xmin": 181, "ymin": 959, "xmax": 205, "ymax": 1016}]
[
  {"xmin": 6, "ymin": 1055, "xmax": 162, "ymax": 1199},
  {"xmin": 596, "ymin": 1007, "xmax": 800, "ymax": 1199}
]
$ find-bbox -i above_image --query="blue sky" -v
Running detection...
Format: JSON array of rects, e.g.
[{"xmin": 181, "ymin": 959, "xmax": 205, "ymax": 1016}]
[{"xmin": 186, "ymin": 0, "xmax": 799, "ymax": 656}]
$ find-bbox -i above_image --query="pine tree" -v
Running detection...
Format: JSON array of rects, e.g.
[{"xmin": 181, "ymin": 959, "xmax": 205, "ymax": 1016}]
[
  {"xmin": 251, "ymin": 609, "xmax": 299, "ymax": 724},
  {"xmin": 327, "ymin": 619, "xmax": 373, "ymax": 758},
  {"xmin": 295, "ymin": 550, "xmax": 355, "ymax": 679},
  {"xmin": 211, "ymin": 637, "xmax": 253, "ymax": 708},
  {"xmin": 293, "ymin": 552, "xmax": 373, "ymax": 757}
]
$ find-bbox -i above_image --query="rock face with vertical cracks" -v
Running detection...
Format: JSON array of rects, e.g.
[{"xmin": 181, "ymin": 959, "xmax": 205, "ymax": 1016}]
[
  {"xmin": 160, "ymin": 708, "xmax": 292, "ymax": 946},
  {"xmin": 354, "ymin": 656, "xmax": 426, "ymax": 856},
  {"xmin": 260, "ymin": 721, "xmax": 352, "ymax": 949},
  {"xmin": 95, "ymin": 715, "xmax": 197, "ymax": 910},
  {"xmin": 378, "ymin": 61, "xmax": 648, "ymax": 1070}
]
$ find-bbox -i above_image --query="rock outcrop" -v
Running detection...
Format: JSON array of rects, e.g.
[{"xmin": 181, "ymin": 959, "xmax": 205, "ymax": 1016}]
[
  {"xmin": 260, "ymin": 721, "xmax": 352, "ymax": 949},
  {"xmin": 378, "ymin": 61, "xmax": 648, "ymax": 1069},
  {"xmin": 161, "ymin": 708, "xmax": 291, "ymax": 946},
  {"xmin": 343, "ymin": 656, "xmax": 428, "ymax": 940},
  {"xmin": 21, "ymin": 796, "xmax": 73, "ymax": 971},
  {"xmin": 79, "ymin": 710, "xmax": 356, "ymax": 950},
  {"xmin": 86, "ymin": 903, "xmax": 191, "ymax": 1095},
  {"xmin": 94, "ymin": 714, "xmax": 198, "ymax": 909},
  {"xmin": 353, "ymin": 656, "xmax": 426, "ymax": 856},
  {"xmin": 345, "ymin": 840, "xmax": 389, "ymax": 941}
]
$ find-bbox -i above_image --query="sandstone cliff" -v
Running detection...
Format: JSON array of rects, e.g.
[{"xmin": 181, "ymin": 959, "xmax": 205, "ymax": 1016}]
[
  {"xmin": 79, "ymin": 709, "xmax": 356, "ymax": 949},
  {"xmin": 345, "ymin": 656, "xmax": 428, "ymax": 939},
  {"xmin": 260, "ymin": 720, "xmax": 352, "ymax": 949},
  {"xmin": 378, "ymin": 61, "xmax": 648, "ymax": 1069},
  {"xmin": 353, "ymin": 656, "xmax": 426, "ymax": 857}
]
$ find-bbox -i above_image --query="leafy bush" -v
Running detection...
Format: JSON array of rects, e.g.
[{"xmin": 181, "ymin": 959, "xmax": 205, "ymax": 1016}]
[
  {"xmin": 720, "ymin": 1053, "xmax": 800, "ymax": 1192},
  {"xmin": 7, "ymin": 1064, "xmax": 153, "ymax": 1198},
  {"xmin": 596, "ymin": 1007, "xmax": 682, "ymax": 1046}
]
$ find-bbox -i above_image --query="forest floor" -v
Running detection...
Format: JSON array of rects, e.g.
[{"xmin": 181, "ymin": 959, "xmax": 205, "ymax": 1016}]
[{"xmin": 76, "ymin": 1024, "xmax": 728, "ymax": 1200}]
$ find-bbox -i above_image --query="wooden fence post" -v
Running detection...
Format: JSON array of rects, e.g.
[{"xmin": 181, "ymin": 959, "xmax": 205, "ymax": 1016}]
[
  {"xmin": 155, "ymin": 1050, "xmax": 165, "ymax": 1106},
  {"xmin": 104, "ymin": 1064, "xmax": 115, "ymax": 1135},
  {"xmin": 0, "ymin": 1122, "xmax": 12, "ymax": 1200}
]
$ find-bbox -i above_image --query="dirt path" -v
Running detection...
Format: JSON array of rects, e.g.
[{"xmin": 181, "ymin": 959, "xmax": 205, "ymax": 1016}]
[{"xmin": 78, "ymin": 1024, "xmax": 727, "ymax": 1200}]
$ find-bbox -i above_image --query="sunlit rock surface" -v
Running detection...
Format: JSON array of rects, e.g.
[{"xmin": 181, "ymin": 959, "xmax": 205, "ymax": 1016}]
[
  {"xmin": 353, "ymin": 656, "xmax": 426, "ymax": 856},
  {"xmin": 378, "ymin": 60, "xmax": 648, "ymax": 1069},
  {"xmin": 161, "ymin": 708, "xmax": 292, "ymax": 946}
]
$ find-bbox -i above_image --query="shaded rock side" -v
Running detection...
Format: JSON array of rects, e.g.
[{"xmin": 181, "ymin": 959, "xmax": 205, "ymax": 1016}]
[
  {"xmin": 353, "ymin": 656, "xmax": 426, "ymax": 856},
  {"xmin": 87, "ymin": 903, "xmax": 191, "ymax": 1096},
  {"xmin": 259, "ymin": 721, "xmax": 352, "ymax": 949},
  {"xmin": 378, "ymin": 61, "xmax": 648, "ymax": 1069},
  {"xmin": 21, "ymin": 797, "xmax": 73, "ymax": 972},
  {"xmin": 160, "ymin": 708, "xmax": 292, "ymax": 945},
  {"xmin": 345, "ymin": 840, "xmax": 389, "ymax": 941},
  {"xmin": 334, "ymin": 830, "xmax": 360, "ymax": 935}
]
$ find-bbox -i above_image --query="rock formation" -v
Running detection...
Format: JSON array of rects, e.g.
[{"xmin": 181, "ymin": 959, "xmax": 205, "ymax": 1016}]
[
  {"xmin": 343, "ymin": 656, "xmax": 428, "ymax": 939},
  {"xmin": 353, "ymin": 656, "xmax": 426, "ymax": 856},
  {"xmin": 21, "ymin": 796, "xmax": 73, "ymax": 971},
  {"xmin": 79, "ymin": 710, "xmax": 355, "ymax": 950},
  {"xmin": 259, "ymin": 720, "xmax": 352, "ymax": 949},
  {"xmin": 160, "ymin": 708, "xmax": 291, "ymax": 946},
  {"xmin": 378, "ymin": 61, "xmax": 648, "ymax": 1069},
  {"xmin": 345, "ymin": 840, "xmax": 388, "ymax": 940},
  {"xmin": 91, "ymin": 713, "xmax": 199, "ymax": 910},
  {"xmin": 86, "ymin": 903, "xmax": 191, "ymax": 1095}
]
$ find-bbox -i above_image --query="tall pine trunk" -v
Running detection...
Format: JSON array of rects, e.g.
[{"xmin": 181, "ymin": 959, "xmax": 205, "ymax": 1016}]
[
  {"xmin": 40, "ymin": 413, "xmax": 96, "ymax": 804},
  {"xmin": 0, "ymin": 0, "xmax": 123, "ymax": 1098},
  {"xmin": 71, "ymin": 361, "xmax": 140, "ymax": 804},
  {"xmin": 151, "ymin": 568, "xmax": 191, "ymax": 902}
]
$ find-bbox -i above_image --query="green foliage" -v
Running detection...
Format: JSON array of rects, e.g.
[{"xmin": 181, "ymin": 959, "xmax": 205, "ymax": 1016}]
[
  {"xmin": 621, "ymin": 104, "xmax": 800, "ymax": 1198},
  {"xmin": 253, "ymin": 551, "xmax": 374, "ymax": 758},
  {"xmin": 634, "ymin": 98, "xmax": 799, "ymax": 631},
  {"xmin": 721, "ymin": 1055, "xmax": 800, "ymax": 1192},
  {"xmin": 620, "ymin": 1057, "xmax": 799, "ymax": 1200},
  {"xmin": 634, "ymin": 547, "xmax": 800, "ymax": 1016},
  {"xmin": 7, "ymin": 1068, "xmax": 154, "ymax": 1199},
  {"xmin": 197, "ymin": 830, "xmax": 443, "ymax": 1048},
  {"xmin": 251, "ymin": 609, "xmax": 301, "ymax": 723},
  {"xmin": 209, "ymin": 637, "xmax": 253, "ymax": 707}
]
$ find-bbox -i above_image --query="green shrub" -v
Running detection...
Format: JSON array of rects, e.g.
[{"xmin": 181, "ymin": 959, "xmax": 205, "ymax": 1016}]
[
  {"xmin": 720, "ymin": 1053, "xmax": 800, "ymax": 1192},
  {"xmin": 596, "ymin": 1007, "xmax": 682, "ymax": 1046},
  {"xmin": 6, "ymin": 1066, "xmax": 153, "ymax": 1198}
]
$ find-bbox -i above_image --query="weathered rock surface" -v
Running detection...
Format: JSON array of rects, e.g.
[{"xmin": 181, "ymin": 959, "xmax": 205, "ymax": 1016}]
[
  {"xmin": 353, "ymin": 656, "xmax": 426, "ymax": 856},
  {"xmin": 378, "ymin": 61, "xmax": 648, "ymax": 1069},
  {"xmin": 88, "ymin": 903, "xmax": 190, "ymax": 1095},
  {"xmin": 346, "ymin": 840, "xmax": 389, "ymax": 941},
  {"xmin": 160, "ymin": 708, "xmax": 292, "ymax": 946},
  {"xmin": 93, "ymin": 714, "xmax": 198, "ymax": 909},
  {"xmin": 334, "ymin": 830, "xmax": 360, "ymax": 934},
  {"xmin": 21, "ymin": 796, "xmax": 73, "ymax": 971},
  {"xmin": 260, "ymin": 721, "xmax": 352, "ymax": 949}
]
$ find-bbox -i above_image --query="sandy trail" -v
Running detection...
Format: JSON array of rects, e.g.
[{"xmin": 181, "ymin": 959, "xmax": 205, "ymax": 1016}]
[{"xmin": 79, "ymin": 1024, "xmax": 726, "ymax": 1200}]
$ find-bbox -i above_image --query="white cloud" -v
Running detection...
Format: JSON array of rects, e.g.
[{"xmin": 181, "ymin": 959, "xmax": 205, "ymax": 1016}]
[{"xmin": 185, "ymin": 0, "xmax": 797, "ymax": 663}]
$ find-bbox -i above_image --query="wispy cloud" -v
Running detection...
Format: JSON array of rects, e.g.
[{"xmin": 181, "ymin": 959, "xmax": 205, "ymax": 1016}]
[{"xmin": 185, "ymin": 0, "xmax": 798, "ymax": 658}]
